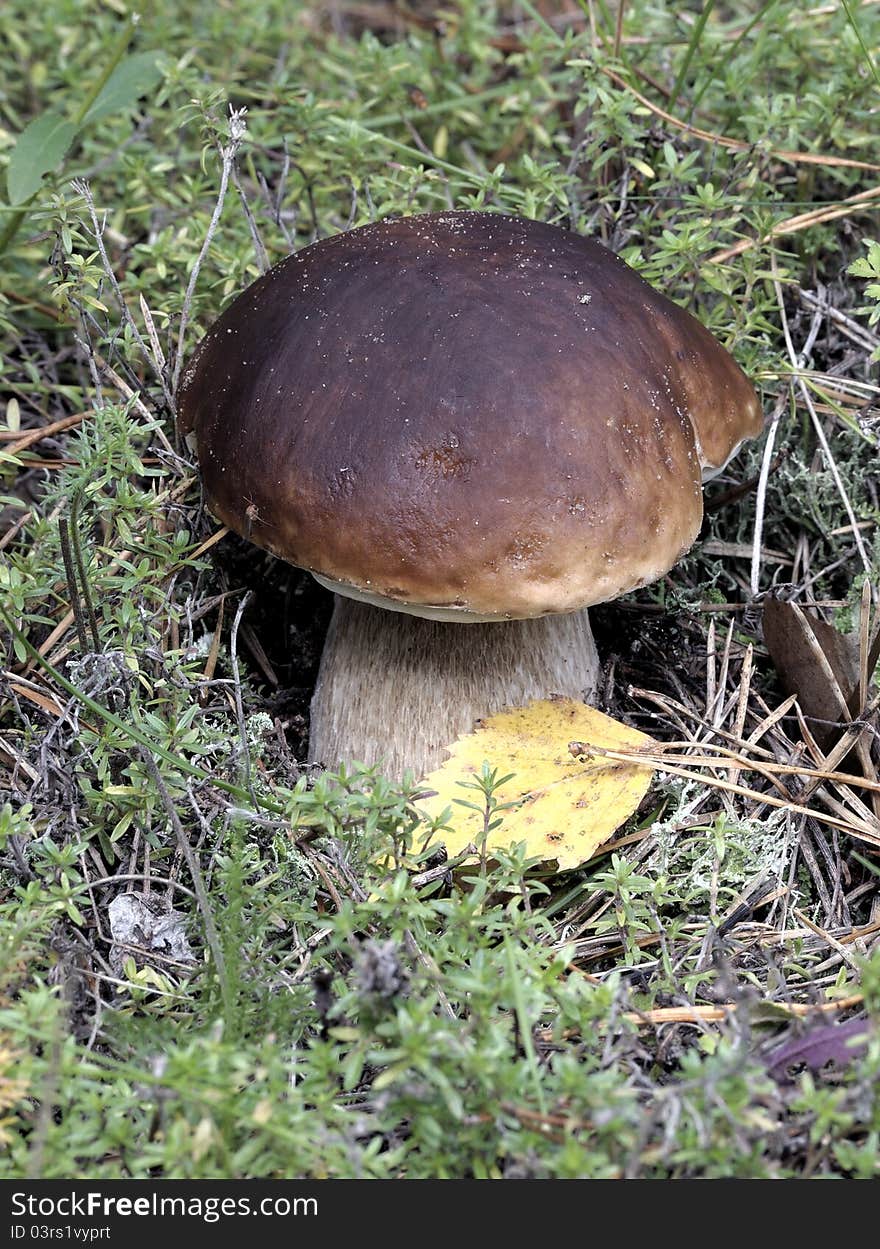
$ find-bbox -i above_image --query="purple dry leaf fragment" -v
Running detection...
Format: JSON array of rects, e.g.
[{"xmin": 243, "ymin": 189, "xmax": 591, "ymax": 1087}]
[{"xmin": 765, "ymin": 1017, "xmax": 871, "ymax": 1079}]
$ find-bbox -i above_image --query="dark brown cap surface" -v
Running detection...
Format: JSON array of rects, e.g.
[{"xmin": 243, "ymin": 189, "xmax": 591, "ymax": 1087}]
[{"xmin": 179, "ymin": 212, "xmax": 763, "ymax": 619}]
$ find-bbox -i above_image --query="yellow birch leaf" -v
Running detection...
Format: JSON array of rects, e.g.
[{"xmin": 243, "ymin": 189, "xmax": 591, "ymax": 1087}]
[{"xmin": 418, "ymin": 698, "xmax": 656, "ymax": 872}]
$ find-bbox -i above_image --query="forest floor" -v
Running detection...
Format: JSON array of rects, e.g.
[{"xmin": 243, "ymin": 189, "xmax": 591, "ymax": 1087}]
[{"xmin": 1, "ymin": 0, "xmax": 880, "ymax": 1178}]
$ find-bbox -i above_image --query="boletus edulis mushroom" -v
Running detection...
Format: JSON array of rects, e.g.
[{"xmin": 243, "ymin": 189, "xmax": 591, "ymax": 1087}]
[{"xmin": 178, "ymin": 211, "xmax": 763, "ymax": 778}]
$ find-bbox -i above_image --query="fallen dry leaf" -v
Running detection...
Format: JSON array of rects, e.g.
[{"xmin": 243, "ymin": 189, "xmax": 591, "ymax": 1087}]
[
  {"xmin": 418, "ymin": 698, "xmax": 656, "ymax": 872},
  {"xmin": 108, "ymin": 892, "xmax": 195, "ymax": 975},
  {"xmin": 763, "ymin": 598, "xmax": 860, "ymax": 744},
  {"xmin": 765, "ymin": 1017, "xmax": 872, "ymax": 1080}
]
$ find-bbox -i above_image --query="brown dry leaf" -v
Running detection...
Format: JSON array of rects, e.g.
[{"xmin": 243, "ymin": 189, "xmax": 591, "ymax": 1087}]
[
  {"xmin": 6, "ymin": 679, "xmax": 66, "ymax": 719},
  {"xmin": 763, "ymin": 598, "xmax": 860, "ymax": 746},
  {"xmin": 418, "ymin": 698, "xmax": 656, "ymax": 872}
]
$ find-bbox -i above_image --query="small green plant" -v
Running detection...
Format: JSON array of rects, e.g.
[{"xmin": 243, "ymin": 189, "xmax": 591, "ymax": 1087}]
[
  {"xmin": 849, "ymin": 239, "xmax": 880, "ymax": 360},
  {"xmin": 451, "ymin": 762, "xmax": 518, "ymax": 871}
]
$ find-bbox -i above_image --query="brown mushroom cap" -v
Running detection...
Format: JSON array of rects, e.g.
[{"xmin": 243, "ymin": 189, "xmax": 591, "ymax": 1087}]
[{"xmin": 179, "ymin": 211, "xmax": 763, "ymax": 620}]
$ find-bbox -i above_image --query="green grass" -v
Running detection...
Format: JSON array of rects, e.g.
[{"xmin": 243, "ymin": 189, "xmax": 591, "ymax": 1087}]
[{"xmin": 1, "ymin": 0, "xmax": 880, "ymax": 1179}]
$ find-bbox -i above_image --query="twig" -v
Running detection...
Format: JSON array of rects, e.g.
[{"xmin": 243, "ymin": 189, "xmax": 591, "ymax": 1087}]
[
  {"xmin": 171, "ymin": 107, "xmax": 249, "ymax": 396},
  {"xmin": 799, "ymin": 288, "xmax": 880, "ymax": 354},
  {"xmin": 599, "ymin": 66, "xmax": 880, "ymax": 173},
  {"xmin": 73, "ymin": 180, "xmax": 175, "ymax": 412},
  {"xmin": 792, "ymin": 907, "xmax": 861, "ymax": 971},
  {"xmin": 577, "ymin": 742, "xmax": 880, "ymax": 844},
  {"xmin": 536, "ymin": 991, "xmax": 865, "ymax": 1037},
  {"xmin": 229, "ymin": 590, "xmax": 257, "ymax": 805},
  {"xmin": 71, "ymin": 872, "xmax": 198, "ymax": 901},
  {"xmin": 710, "ymin": 184, "xmax": 880, "ymax": 264},
  {"xmin": 189, "ymin": 526, "xmax": 230, "ymax": 560},
  {"xmin": 613, "ymin": 0, "xmax": 626, "ymax": 59},
  {"xmin": 139, "ymin": 747, "xmax": 231, "ymax": 1014},
  {"xmin": 1, "ymin": 411, "xmax": 87, "ymax": 449},
  {"xmin": 610, "ymin": 725, "xmax": 880, "ymax": 795},
  {"xmin": 771, "ymin": 254, "xmax": 873, "ymax": 579},
  {"xmin": 139, "ymin": 294, "xmax": 166, "ymax": 373},
  {"xmin": 750, "ymin": 394, "xmax": 783, "ymax": 598},
  {"xmin": 231, "ymin": 162, "xmax": 270, "ymax": 274}
]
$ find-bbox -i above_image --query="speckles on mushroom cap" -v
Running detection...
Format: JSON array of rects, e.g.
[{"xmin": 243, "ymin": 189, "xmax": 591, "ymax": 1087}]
[{"xmin": 178, "ymin": 211, "xmax": 763, "ymax": 619}]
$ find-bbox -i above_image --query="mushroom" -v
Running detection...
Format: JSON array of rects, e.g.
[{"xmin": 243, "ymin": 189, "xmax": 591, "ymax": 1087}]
[{"xmin": 178, "ymin": 211, "xmax": 763, "ymax": 778}]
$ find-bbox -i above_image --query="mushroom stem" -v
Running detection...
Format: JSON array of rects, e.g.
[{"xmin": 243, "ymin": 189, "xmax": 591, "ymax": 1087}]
[{"xmin": 309, "ymin": 596, "xmax": 601, "ymax": 779}]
